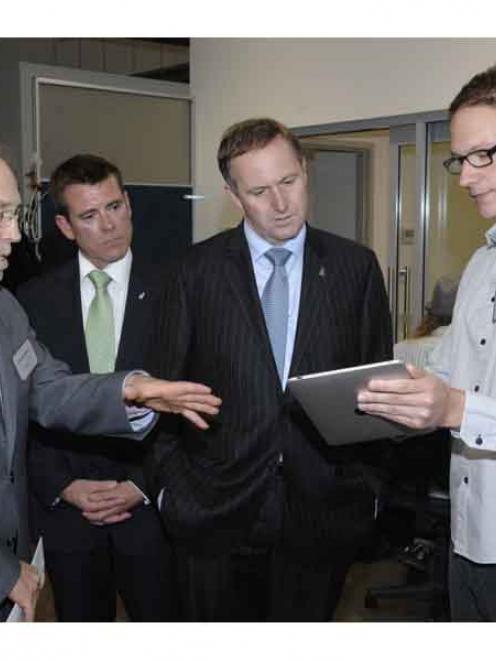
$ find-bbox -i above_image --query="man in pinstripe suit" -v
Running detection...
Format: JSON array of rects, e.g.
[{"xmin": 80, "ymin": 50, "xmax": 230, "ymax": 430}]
[{"xmin": 147, "ymin": 118, "xmax": 392, "ymax": 621}]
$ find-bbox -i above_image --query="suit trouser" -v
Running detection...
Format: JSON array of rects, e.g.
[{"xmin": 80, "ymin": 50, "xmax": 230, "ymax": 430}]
[
  {"xmin": 449, "ymin": 547, "xmax": 496, "ymax": 621},
  {"xmin": 175, "ymin": 542, "xmax": 355, "ymax": 622},
  {"xmin": 44, "ymin": 507, "xmax": 178, "ymax": 622}
]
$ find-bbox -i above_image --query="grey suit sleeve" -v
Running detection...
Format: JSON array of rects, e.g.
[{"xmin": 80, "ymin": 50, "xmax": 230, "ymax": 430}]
[
  {"xmin": 8, "ymin": 296, "xmax": 144, "ymax": 438},
  {"xmin": 28, "ymin": 338, "xmax": 134, "ymax": 437},
  {"xmin": 2, "ymin": 290, "xmax": 145, "ymax": 439}
]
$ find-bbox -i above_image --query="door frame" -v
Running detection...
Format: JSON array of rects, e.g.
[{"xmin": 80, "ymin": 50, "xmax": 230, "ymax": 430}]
[
  {"xmin": 292, "ymin": 110, "xmax": 448, "ymax": 340},
  {"xmin": 302, "ymin": 142, "xmax": 370, "ymax": 245}
]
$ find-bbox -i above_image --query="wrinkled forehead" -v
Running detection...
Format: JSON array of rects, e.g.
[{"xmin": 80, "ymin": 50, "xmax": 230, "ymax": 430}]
[{"xmin": 0, "ymin": 159, "xmax": 21, "ymax": 207}]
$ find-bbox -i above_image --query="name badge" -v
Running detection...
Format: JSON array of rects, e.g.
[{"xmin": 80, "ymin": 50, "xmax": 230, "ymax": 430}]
[{"xmin": 13, "ymin": 339, "xmax": 38, "ymax": 381}]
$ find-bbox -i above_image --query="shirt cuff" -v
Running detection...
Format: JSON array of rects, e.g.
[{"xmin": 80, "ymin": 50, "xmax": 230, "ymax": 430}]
[
  {"xmin": 122, "ymin": 371, "xmax": 158, "ymax": 432},
  {"xmin": 459, "ymin": 390, "xmax": 496, "ymax": 451},
  {"xmin": 157, "ymin": 488, "xmax": 165, "ymax": 511},
  {"xmin": 127, "ymin": 480, "xmax": 151, "ymax": 506}
]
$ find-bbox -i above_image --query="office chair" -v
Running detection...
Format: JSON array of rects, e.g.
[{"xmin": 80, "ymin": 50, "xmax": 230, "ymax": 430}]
[{"xmin": 364, "ymin": 430, "xmax": 451, "ymax": 621}]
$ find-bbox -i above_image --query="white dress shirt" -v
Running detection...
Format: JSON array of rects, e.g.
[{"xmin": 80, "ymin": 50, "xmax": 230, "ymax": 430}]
[
  {"xmin": 244, "ymin": 220, "xmax": 306, "ymax": 387},
  {"xmin": 79, "ymin": 249, "xmax": 132, "ymax": 349},
  {"xmin": 79, "ymin": 249, "xmax": 154, "ymax": 436},
  {"xmin": 428, "ymin": 223, "xmax": 496, "ymax": 563}
]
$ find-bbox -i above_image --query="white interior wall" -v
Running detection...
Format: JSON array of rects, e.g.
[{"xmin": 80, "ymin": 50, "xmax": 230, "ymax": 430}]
[{"xmin": 190, "ymin": 38, "xmax": 496, "ymax": 255}]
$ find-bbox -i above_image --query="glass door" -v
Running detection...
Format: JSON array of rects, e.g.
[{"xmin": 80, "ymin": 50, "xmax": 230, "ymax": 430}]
[
  {"xmin": 390, "ymin": 119, "xmax": 489, "ymax": 342},
  {"xmin": 390, "ymin": 125, "xmax": 422, "ymax": 342},
  {"xmin": 295, "ymin": 111, "xmax": 484, "ymax": 344}
]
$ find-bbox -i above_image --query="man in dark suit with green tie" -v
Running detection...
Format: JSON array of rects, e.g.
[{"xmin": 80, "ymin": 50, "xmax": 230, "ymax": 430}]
[{"xmin": 17, "ymin": 154, "xmax": 182, "ymax": 621}]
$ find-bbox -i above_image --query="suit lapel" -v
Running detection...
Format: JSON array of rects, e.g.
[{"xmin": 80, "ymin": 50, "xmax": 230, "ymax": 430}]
[
  {"xmin": 115, "ymin": 263, "xmax": 149, "ymax": 370},
  {"xmin": 59, "ymin": 262, "xmax": 89, "ymax": 373},
  {"xmin": 224, "ymin": 226, "xmax": 280, "ymax": 382},
  {"xmin": 290, "ymin": 228, "xmax": 339, "ymax": 376}
]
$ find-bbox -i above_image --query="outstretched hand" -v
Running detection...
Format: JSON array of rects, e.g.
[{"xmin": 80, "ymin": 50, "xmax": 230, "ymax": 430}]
[
  {"xmin": 357, "ymin": 363, "xmax": 465, "ymax": 430},
  {"xmin": 123, "ymin": 374, "xmax": 222, "ymax": 429}
]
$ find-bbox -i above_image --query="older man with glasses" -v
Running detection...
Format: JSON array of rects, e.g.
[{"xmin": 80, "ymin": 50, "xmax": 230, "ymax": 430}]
[
  {"xmin": 0, "ymin": 203, "xmax": 23, "ymax": 276},
  {"xmin": 0, "ymin": 155, "xmax": 221, "ymax": 622},
  {"xmin": 358, "ymin": 64, "xmax": 496, "ymax": 621}
]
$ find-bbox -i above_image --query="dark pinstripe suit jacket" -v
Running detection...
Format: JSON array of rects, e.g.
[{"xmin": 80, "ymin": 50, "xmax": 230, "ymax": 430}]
[{"xmin": 148, "ymin": 223, "xmax": 392, "ymax": 557}]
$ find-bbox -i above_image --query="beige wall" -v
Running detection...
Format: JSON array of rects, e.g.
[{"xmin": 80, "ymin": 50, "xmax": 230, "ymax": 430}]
[{"xmin": 190, "ymin": 37, "xmax": 496, "ymax": 254}]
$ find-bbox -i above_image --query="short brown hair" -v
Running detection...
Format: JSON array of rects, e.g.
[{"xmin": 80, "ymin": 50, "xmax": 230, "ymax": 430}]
[
  {"xmin": 50, "ymin": 154, "xmax": 124, "ymax": 216},
  {"xmin": 449, "ymin": 64, "xmax": 496, "ymax": 116},
  {"xmin": 217, "ymin": 118, "xmax": 304, "ymax": 187}
]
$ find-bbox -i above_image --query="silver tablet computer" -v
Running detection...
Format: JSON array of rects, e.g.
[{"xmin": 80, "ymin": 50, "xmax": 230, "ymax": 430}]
[{"xmin": 288, "ymin": 360, "xmax": 413, "ymax": 445}]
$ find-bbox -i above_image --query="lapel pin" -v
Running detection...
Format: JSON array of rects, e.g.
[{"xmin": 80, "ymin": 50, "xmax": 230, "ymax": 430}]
[
  {"xmin": 138, "ymin": 291, "xmax": 146, "ymax": 300},
  {"xmin": 318, "ymin": 267, "xmax": 326, "ymax": 278}
]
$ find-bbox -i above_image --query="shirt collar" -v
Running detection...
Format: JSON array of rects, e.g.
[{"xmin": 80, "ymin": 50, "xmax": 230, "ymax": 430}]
[
  {"xmin": 79, "ymin": 249, "xmax": 132, "ymax": 288},
  {"xmin": 485, "ymin": 223, "xmax": 496, "ymax": 247},
  {"xmin": 243, "ymin": 219, "xmax": 307, "ymax": 263}
]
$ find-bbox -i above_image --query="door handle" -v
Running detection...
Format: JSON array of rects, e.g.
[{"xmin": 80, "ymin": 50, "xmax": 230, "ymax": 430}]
[
  {"xmin": 399, "ymin": 266, "xmax": 410, "ymax": 338},
  {"xmin": 387, "ymin": 266, "xmax": 395, "ymax": 302}
]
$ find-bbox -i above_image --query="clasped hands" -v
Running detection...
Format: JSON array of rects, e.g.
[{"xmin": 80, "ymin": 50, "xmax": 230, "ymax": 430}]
[
  {"xmin": 357, "ymin": 363, "xmax": 465, "ymax": 430},
  {"xmin": 123, "ymin": 374, "xmax": 222, "ymax": 430},
  {"xmin": 61, "ymin": 479, "xmax": 146, "ymax": 525}
]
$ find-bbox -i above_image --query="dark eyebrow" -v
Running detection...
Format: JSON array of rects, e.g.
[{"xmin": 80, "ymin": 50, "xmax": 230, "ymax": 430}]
[{"xmin": 77, "ymin": 207, "xmax": 98, "ymax": 218}]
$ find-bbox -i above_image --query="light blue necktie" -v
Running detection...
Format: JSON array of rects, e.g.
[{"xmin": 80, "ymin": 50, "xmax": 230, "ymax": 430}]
[
  {"xmin": 261, "ymin": 248, "xmax": 291, "ymax": 382},
  {"xmin": 85, "ymin": 270, "xmax": 115, "ymax": 374}
]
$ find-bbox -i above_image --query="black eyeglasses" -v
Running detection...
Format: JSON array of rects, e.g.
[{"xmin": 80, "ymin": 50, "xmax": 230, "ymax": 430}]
[
  {"xmin": 443, "ymin": 144, "xmax": 496, "ymax": 174},
  {"xmin": 0, "ymin": 204, "xmax": 24, "ymax": 227}
]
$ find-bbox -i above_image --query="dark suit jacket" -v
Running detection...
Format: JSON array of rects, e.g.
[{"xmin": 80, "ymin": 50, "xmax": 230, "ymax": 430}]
[
  {"xmin": 17, "ymin": 257, "xmax": 163, "ymax": 552},
  {"xmin": 147, "ymin": 224, "xmax": 393, "ymax": 559}
]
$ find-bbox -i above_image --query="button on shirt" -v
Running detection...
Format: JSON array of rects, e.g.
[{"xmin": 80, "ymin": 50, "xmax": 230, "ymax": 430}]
[
  {"xmin": 243, "ymin": 220, "xmax": 306, "ymax": 388},
  {"xmin": 428, "ymin": 223, "xmax": 496, "ymax": 563}
]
